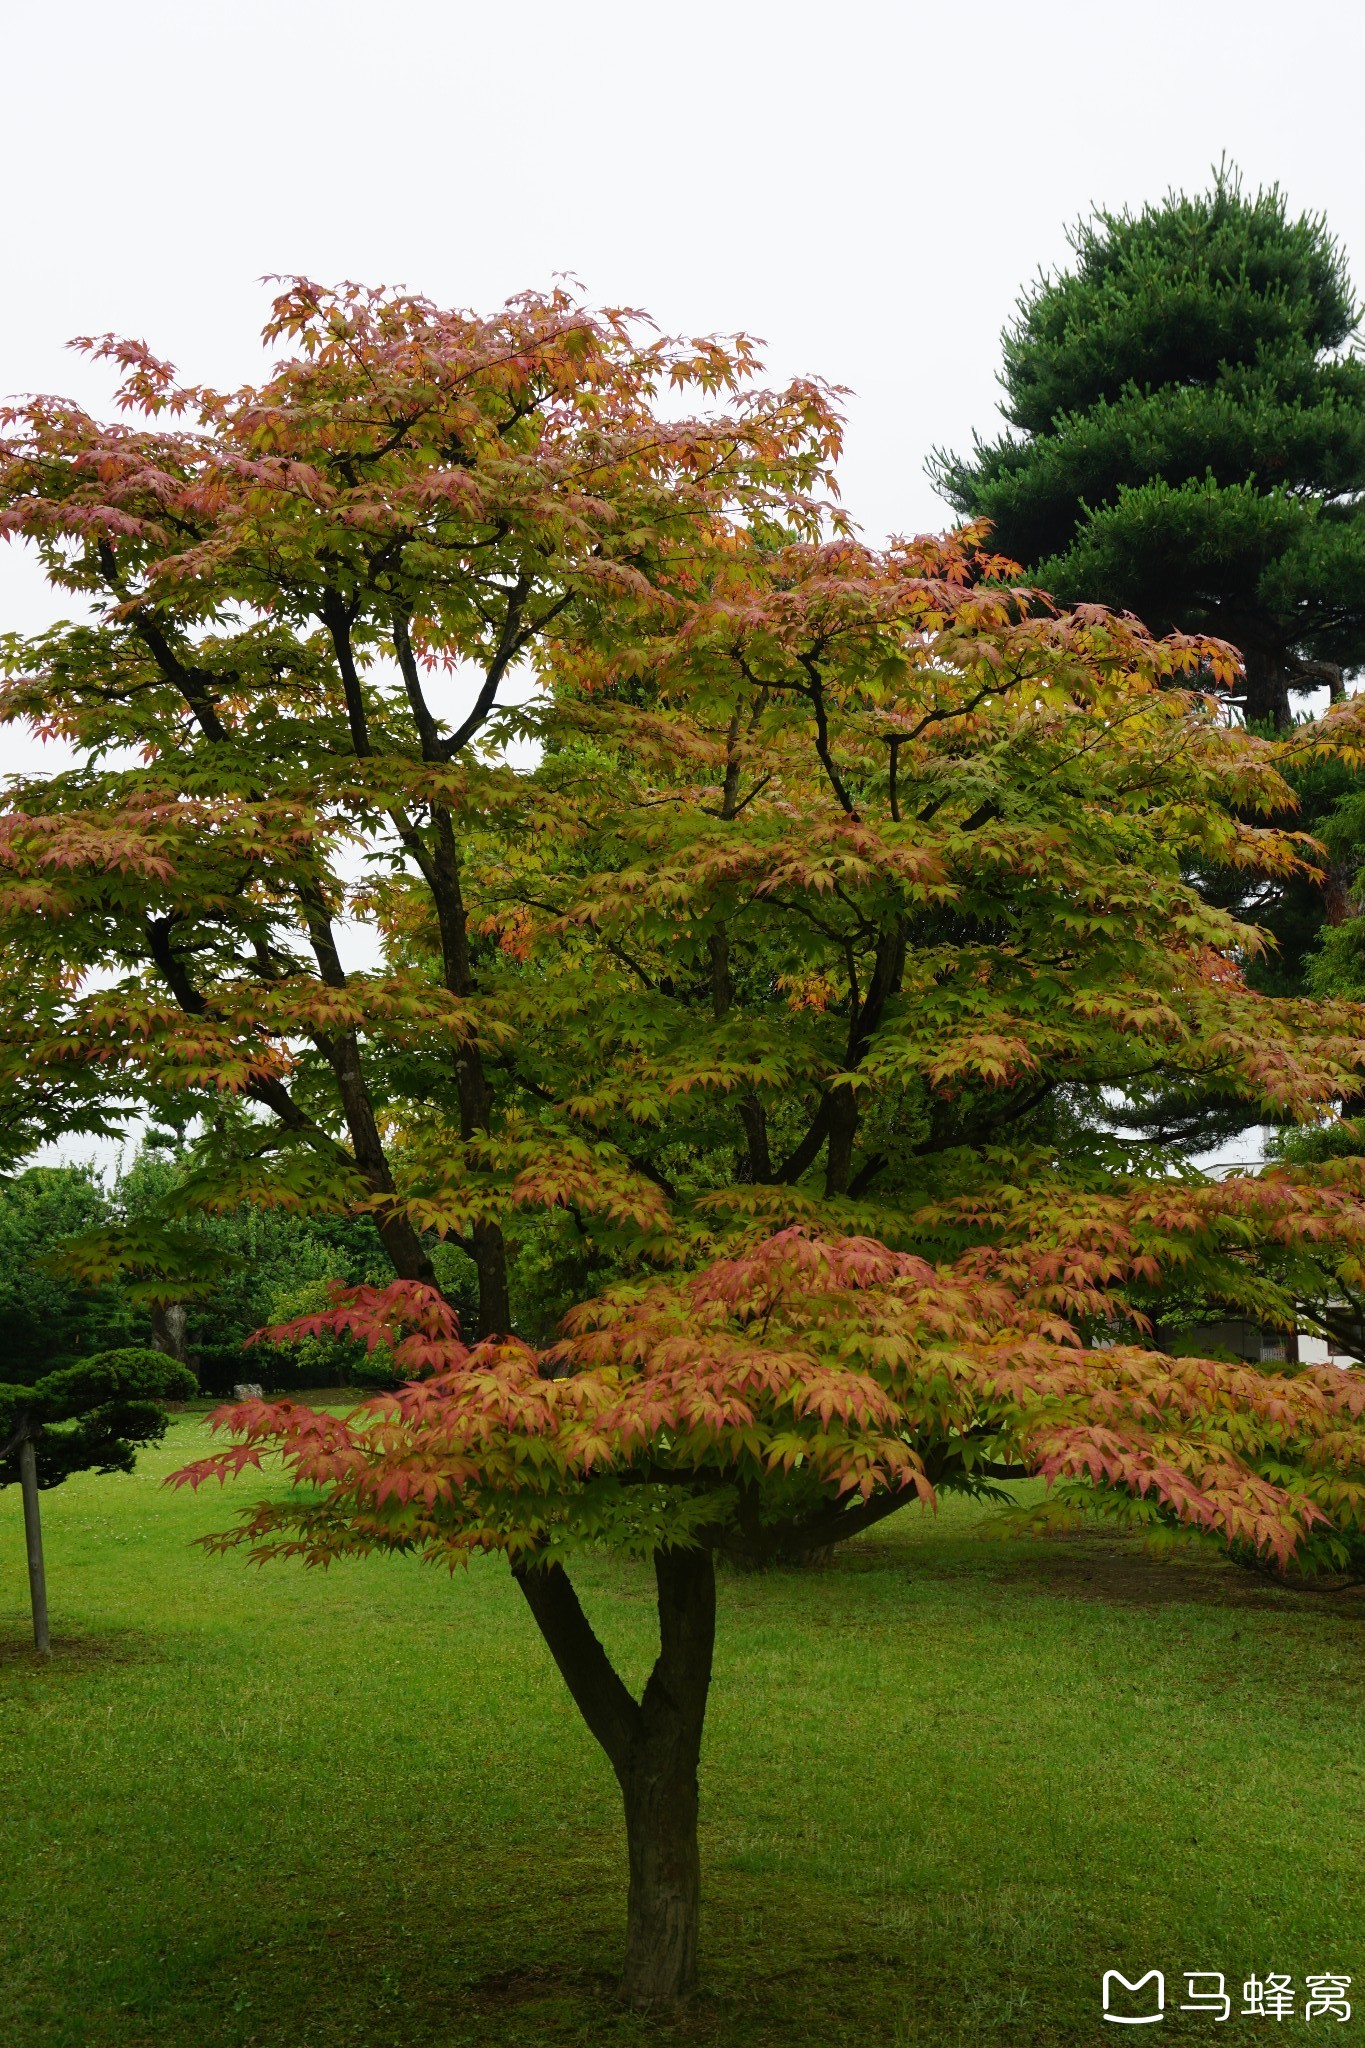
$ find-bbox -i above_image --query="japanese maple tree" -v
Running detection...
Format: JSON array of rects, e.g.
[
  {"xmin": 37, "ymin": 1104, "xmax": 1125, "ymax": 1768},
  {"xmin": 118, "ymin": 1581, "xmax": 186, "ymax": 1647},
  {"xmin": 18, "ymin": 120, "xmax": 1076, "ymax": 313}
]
[{"xmin": 8, "ymin": 282, "xmax": 1365, "ymax": 2004}]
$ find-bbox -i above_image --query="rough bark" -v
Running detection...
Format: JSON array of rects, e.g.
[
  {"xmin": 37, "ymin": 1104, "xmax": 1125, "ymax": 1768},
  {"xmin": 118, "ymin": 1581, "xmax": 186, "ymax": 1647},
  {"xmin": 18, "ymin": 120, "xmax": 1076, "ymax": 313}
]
[
  {"xmin": 150, "ymin": 1302, "xmax": 189, "ymax": 1366},
  {"xmin": 513, "ymin": 1545, "xmax": 716, "ymax": 2006},
  {"xmin": 1240, "ymin": 638, "xmax": 1294, "ymax": 732},
  {"xmin": 618, "ymin": 1547, "xmax": 715, "ymax": 2005},
  {"xmin": 470, "ymin": 1219, "xmax": 512, "ymax": 1339}
]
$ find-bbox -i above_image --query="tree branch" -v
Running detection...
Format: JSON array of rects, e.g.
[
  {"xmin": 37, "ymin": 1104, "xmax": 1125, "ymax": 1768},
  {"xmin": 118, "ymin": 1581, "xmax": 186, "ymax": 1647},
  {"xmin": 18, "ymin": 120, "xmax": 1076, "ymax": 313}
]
[
  {"xmin": 512, "ymin": 1558, "xmax": 642, "ymax": 1779},
  {"xmin": 798, "ymin": 651, "xmax": 858, "ymax": 818},
  {"xmin": 320, "ymin": 592, "xmax": 371, "ymax": 758},
  {"xmin": 391, "ymin": 610, "xmax": 443, "ymax": 761},
  {"xmin": 776, "ymin": 1094, "xmax": 834, "ymax": 1185},
  {"xmin": 440, "ymin": 574, "xmax": 539, "ymax": 759},
  {"xmin": 97, "ymin": 543, "xmax": 230, "ymax": 744}
]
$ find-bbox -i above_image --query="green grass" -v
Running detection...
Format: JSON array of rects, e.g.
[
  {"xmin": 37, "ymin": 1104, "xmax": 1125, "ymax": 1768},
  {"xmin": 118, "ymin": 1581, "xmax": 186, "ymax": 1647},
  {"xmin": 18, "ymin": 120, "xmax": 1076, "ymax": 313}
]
[{"xmin": 3, "ymin": 1410, "xmax": 1364, "ymax": 2047}]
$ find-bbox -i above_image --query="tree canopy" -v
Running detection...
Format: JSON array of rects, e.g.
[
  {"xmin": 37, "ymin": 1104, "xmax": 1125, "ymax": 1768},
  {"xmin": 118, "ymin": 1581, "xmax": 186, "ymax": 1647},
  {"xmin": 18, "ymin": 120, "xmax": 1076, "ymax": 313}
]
[
  {"xmin": 0, "ymin": 278, "xmax": 840, "ymax": 1335},
  {"xmin": 9, "ymin": 277, "xmax": 1365, "ymax": 2001},
  {"xmin": 931, "ymin": 169, "xmax": 1365, "ymax": 729},
  {"xmin": 1, "ymin": 1345, "xmax": 196, "ymax": 1492}
]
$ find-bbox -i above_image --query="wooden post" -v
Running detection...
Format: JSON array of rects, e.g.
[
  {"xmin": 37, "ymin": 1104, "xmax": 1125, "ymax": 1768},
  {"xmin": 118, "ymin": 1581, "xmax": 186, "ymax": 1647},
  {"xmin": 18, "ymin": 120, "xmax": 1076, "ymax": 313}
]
[{"xmin": 18, "ymin": 1435, "xmax": 50, "ymax": 1658}]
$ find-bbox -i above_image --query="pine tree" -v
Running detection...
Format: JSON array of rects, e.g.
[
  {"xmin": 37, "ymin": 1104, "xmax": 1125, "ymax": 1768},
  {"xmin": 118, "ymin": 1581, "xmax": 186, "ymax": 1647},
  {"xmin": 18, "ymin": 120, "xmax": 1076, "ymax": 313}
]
[
  {"xmin": 932, "ymin": 169, "xmax": 1365, "ymax": 730},
  {"xmin": 2, "ymin": 1347, "xmax": 196, "ymax": 1653}
]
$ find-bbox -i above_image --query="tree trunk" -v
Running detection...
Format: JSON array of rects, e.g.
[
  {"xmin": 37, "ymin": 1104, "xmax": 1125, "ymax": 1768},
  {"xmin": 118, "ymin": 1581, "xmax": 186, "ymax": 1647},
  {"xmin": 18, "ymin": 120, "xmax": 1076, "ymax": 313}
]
[
  {"xmin": 18, "ymin": 1436, "xmax": 50, "ymax": 1657},
  {"xmin": 512, "ymin": 1544, "xmax": 716, "ymax": 2008},
  {"xmin": 1239, "ymin": 638, "xmax": 1294, "ymax": 732},
  {"xmin": 619, "ymin": 1742, "xmax": 703, "ymax": 2004},
  {"xmin": 619, "ymin": 1547, "xmax": 714, "ymax": 2006},
  {"xmin": 151, "ymin": 1301, "xmax": 188, "ymax": 1363},
  {"xmin": 471, "ymin": 1218, "xmax": 512, "ymax": 1338}
]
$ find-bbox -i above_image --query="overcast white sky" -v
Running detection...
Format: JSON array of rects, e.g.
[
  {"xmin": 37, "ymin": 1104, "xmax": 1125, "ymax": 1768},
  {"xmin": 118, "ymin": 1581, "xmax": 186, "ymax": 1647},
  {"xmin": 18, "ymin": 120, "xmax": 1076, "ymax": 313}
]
[
  {"xmin": 5, "ymin": 0, "xmax": 1359, "ymax": 1172},
  {"xmin": 5, "ymin": 0, "xmax": 1365, "ymax": 620}
]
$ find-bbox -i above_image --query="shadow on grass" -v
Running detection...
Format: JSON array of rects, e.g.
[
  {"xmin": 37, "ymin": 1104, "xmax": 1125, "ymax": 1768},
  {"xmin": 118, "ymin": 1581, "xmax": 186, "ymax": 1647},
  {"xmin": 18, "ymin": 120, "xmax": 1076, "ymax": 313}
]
[
  {"xmin": 208, "ymin": 1918, "xmax": 966, "ymax": 2048},
  {"xmin": 823, "ymin": 1514, "xmax": 1365, "ymax": 1612},
  {"xmin": 980, "ymin": 1540, "xmax": 1365, "ymax": 1610},
  {"xmin": 0, "ymin": 1623, "xmax": 158, "ymax": 1671}
]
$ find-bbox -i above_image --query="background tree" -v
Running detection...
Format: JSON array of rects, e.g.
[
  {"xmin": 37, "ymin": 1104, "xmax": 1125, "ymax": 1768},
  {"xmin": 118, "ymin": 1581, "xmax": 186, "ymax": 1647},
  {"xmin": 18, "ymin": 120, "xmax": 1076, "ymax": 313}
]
[
  {"xmin": 115, "ymin": 1141, "xmax": 446, "ymax": 1389},
  {"xmin": 0, "ymin": 1165, "xmax": 137, "ymax": 1370},
  {"xmin": 931, "ymin": 168, "xmax": 1365, "ymax": 731},
  {"xmin": 0, "ymin": 1144, "xmax": 443, "ymax": 1392},
  {"xmin": 2, "ymin": 1345, "xmax": 196, "ymax": 1653}
]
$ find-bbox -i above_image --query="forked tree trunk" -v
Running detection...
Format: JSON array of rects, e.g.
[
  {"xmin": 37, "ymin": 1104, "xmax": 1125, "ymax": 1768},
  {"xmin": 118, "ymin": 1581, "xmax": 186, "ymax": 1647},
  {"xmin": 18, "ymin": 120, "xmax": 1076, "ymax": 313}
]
[{"xmin": 513, "ymin": 1544, "xmax": 716, "ymax": 2007}]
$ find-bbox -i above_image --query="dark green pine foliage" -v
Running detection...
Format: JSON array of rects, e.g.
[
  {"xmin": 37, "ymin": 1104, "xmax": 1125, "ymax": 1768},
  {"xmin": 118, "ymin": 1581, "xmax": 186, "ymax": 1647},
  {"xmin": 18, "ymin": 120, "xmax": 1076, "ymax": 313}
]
[
  {"xmin": 0, "ymin": 1348, "xmax": 197, "ymax": 1491},
  {"xmin": 932, "ymin": 170, "xmax": 1365, "ymax": 729},
  {"xmin": 2, "ymin": 1344, "xmax": 196, "ymax": 1655}
]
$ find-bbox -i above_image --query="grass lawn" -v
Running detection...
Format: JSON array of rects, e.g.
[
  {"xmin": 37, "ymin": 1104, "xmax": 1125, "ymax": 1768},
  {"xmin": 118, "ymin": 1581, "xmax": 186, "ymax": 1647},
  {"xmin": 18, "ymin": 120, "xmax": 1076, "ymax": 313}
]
[{"xmin": 2, "ymin": 1407, "xmax": 1363, "ymax": 2047}]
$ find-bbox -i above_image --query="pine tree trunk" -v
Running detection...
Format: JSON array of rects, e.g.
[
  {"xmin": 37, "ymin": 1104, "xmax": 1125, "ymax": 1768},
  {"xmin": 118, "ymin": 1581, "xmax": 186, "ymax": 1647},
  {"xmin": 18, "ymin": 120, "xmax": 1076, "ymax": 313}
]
[
  {"xmin": 1239, "ymin": 639, "xmax": 1294, "ymax": 732},
  {"xmin": 18, "ymin": 1436, "xmax": 50, "ymax": 1657}
]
